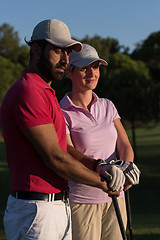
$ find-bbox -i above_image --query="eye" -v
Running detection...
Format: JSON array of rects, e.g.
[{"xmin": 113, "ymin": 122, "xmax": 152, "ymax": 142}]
[
  {"xmin": 80, "ymin": 67, "xmax": 87, "ymax": 72},
  {"xmin": 93, "ymin": 64, "xmax": 99, "ymax": 70},
  {"xmin": 53, "ymin": 47, "xmax": 62, "ymax": 55}
]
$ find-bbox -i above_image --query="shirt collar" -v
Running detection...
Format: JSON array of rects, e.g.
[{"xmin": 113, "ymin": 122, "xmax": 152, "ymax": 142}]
[
  {"xmin": 23, "ymin": 69, "xmax": 55, "ymax": 95},
  {"xmin": 60, "ymin": 92, "xmax": 99, "ymax": 110}
]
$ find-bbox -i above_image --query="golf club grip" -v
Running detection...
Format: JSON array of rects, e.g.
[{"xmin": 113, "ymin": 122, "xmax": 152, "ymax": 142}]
[
  {"xmin": 112, "ymin": 195, "xmax": 127, "ymax": 240},
  {"xmin": 125, "ymin": 190, "xmax": 133, "ymax": 240}
]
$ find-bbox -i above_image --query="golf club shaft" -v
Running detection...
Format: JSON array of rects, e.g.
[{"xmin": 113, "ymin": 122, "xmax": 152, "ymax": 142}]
[
  {"xmin": 125, "ymin": 190, "xmax": 133, "ymax": 240},
  {"xmin": 112, "ymin": 195, "xmax": 127, "ymax": 240}
]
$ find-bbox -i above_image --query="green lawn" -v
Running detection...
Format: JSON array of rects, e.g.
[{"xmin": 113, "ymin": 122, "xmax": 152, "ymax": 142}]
[
  {"xmin": 0, "ymin": 123, "xmax": 160, "ymax": 240},
  {"xmin": 0, "ymin": 141, "xmax": 10, "ymax": 240},
  {"xmin": 126, "ymin": 123, "xmax": 160, "ymax": 240}
]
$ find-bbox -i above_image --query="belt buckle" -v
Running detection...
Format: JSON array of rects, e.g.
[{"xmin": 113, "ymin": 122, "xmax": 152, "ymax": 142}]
[{"xmin": 62, "ymin": 192, "xmax": 65, "ymax": 202}]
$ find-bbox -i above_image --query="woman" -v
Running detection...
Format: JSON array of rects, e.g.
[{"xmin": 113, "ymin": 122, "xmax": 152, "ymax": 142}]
[{"xmin": 60, "ymin": 44, "xmax": 136, "ymax": 240}]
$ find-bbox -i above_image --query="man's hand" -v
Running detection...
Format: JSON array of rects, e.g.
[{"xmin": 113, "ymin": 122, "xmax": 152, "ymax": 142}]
[
  {"xmin": 110, "ymin": 160, "xmax": 141, "ymax": 185},
  {"xmin": 97, "ymin": 162, "xmax": 125, "ymax": 192}
]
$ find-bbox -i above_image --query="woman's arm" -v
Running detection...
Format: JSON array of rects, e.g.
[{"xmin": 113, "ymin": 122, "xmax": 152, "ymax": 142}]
[
  {"xmin": 114, "ymin": 118, "xmax": 134, "ymax": 162},
  {"xmin": 114, "ymin": 118, "xmax": 134, "ymax": 190}
]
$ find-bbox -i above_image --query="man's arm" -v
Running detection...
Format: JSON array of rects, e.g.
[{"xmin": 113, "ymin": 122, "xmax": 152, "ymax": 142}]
[
  {"xmin": 66, "ymin": 134, "xmax": 97, "ymax": 170},
  {"xmin": 24, "ymin": 123, "xmax": 119, "ymax": 195},
  {"xmin": 65, "ymin": 133, "xmax": 125, "ymax": 193}
]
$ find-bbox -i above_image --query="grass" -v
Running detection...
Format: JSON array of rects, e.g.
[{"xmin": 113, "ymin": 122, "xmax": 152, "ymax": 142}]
[
  {"xmin": 0, "ymin": 141, "xmax": 10, "ymax": 240},
  {"xmin": 0, "ymin": 123, "xmax": 160, "ymax": 239},
  {"xmin": 126, "ymin": 123, "xmax": 160, "ymax": 240}
]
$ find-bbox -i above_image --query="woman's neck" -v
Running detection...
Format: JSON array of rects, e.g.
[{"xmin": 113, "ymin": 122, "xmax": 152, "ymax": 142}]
[{"xmin": 70, "ymin": 90, "xmax": 93, "ymax": 111}]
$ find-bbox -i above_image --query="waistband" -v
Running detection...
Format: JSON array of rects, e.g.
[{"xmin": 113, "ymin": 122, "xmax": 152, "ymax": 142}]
[{"xmin": 11, "ymin": 189, "xmax": 69, "ymax": 202}]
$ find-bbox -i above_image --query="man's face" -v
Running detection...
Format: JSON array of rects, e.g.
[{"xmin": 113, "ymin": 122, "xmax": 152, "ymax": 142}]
[{"xmin": 38, "ymin": 43, "xmax": 70, "ymax": 83}]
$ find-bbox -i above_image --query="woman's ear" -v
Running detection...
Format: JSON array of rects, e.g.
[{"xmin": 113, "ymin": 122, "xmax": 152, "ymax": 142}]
[{"xmin": 65, "ymin": 66, "xmax": 72, "ymax": 78}]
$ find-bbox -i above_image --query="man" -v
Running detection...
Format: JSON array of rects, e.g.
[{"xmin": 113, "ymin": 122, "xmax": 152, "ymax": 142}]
[{"xmin": 0, "ymin": 19, "xmax": 124, "ymax": 240}]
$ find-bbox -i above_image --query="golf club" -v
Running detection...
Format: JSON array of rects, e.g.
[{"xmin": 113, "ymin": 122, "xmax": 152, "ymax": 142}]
[
  {"xmin": 100, "ymin": 174, "xmax": 127, "ymax": 240},
  {"xmin": 112, "ymin": 195, "xmax": 128, "ymax": 240},
  {"xmin": 125, "ymin": 190, "xmax": 133, "ymax": 240}
]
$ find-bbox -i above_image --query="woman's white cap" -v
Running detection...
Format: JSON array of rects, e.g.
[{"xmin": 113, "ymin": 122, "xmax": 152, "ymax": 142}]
[{"xmin": 68, "ymin": 43, "xmax": 108, "ymax": 67}]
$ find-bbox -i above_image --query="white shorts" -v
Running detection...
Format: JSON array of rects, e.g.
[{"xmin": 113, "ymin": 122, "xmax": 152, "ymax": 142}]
[{"xmin": 3, "ymin": 194, "xmax": 72, "ymax": 240}]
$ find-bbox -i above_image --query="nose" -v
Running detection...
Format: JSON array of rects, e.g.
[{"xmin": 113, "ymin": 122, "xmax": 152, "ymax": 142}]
[
  {"xmin": 61, "ymin": 51, "xmax": 69, "ymax": 64},
  {"xmin": 87, "ymin": 67, "xmax": 94, "ymax": 77}
]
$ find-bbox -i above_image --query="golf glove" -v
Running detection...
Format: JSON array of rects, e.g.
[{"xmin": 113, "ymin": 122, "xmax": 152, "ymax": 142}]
[
  {"xmin": 96, "ymin": 161, "xmax": 125, "ymax": 192},
  {"xmin": 110, "ymin": 160, "xmax": 141, "ymax": 185}
]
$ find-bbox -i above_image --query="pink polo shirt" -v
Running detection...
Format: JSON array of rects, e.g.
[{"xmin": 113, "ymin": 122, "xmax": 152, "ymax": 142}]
[
  {"xmin": 60, "ymin": 92, "xmax": 124, "ymax": 203},
  {"xmin": 0, "ymin": 69, "xmax": 67, "ymax": 193}
]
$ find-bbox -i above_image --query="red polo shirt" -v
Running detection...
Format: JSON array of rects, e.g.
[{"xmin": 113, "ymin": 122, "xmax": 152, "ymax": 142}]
[{"xmin": 0, "ymin": 69, "xmax": 68, "ymax": 193}]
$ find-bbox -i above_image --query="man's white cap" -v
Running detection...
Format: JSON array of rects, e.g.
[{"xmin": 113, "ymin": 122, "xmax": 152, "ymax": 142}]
[
  {"xmin": 68, "ymin": 43, "xmax": 108, "ymax": 67},
  {"xmin": 31, "ymin": 19, "xmax": 82, "ymax": 52}
]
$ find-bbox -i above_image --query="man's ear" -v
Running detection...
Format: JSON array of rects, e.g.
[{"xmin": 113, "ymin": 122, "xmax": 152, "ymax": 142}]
[{"xmin": 31, "ymin": 43, "xmax": 41, "ymax": 60}]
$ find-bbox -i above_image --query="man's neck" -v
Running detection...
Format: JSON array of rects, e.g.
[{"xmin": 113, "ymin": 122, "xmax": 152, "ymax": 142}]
[{"xmin": 27, "ymin": 65, "xmax": 52, "ymax": 86}]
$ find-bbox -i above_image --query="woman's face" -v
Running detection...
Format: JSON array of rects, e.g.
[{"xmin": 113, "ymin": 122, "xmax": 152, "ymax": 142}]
[{"xmin": 69, "ymin": 61, "xmax": 100, "ymax": 93}]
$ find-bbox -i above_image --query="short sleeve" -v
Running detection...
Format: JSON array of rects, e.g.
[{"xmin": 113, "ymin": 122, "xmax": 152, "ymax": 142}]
[
  {"xmin": 11, "ymin": 87, "xmax": 53, "ymax": 131},
  {"xmin": 108, "ymin": 100, "xmax": 121, "ymax": 121}
]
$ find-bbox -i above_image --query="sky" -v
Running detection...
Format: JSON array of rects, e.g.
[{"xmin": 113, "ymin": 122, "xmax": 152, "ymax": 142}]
[{"xmin": 1, "ymin": 0, "xmax": 160, "ymax": 53}]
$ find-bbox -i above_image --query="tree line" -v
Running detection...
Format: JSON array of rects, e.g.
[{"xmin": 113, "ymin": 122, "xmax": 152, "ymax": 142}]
[{"xmin": 0, "ymin": 23, "xmax": 160, "ymax": 159}]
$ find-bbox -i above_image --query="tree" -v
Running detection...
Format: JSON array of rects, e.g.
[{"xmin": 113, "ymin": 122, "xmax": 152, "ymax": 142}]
[
  {"xmin": 98, "ymin": 53, "xmax": 153, "ymax": 161},
  {"xmin": 0, "ymin": 23, "xmax": 29, "ymax": 66},
  {"xmin": 0, "ymin": 56, "xmax": 23, "ymax": 104},
  {"xmin": 132, "ymin": 31, "xmax": 160, "ymax": 121},
  {"xmin": 0, "ymin": 23, "xmax": 29, "ymax": 104},
  {"xmin": 80, "ymin": 35, "xmax": 121, "ymax": 63},
  {"xmin": 132, "ymin": 32, "xmax": 160, "ymax": 67}
]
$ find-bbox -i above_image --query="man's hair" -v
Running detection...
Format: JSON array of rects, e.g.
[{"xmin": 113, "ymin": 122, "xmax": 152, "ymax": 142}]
[
  {"xmin": 25, "ymin": 39, "xmax": 48, "ymax": 61},
  {"xmin": 25, "ymin": 38, "xmax": 48, "ymax": 47}
]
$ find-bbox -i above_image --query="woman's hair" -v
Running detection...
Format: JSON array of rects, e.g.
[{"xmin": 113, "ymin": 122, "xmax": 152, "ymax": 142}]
[{"xmin": 68, "ymin": 65, "xmax": 75, "ymax": 72}]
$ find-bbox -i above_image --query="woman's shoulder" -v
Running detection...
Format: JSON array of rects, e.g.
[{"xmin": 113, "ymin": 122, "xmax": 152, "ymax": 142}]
[
  {"xmin": 59, "ymin": 92, "xmax": 71, "ymax": 109},
  {"xmin": 97, "ymin": 97, "xmax": 114, "ymax": 107}
]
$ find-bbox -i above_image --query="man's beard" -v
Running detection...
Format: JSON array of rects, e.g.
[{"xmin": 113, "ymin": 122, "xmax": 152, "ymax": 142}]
[{"xmin": 37, "ymin": 55, "xmax": 65, "ymax": 82}]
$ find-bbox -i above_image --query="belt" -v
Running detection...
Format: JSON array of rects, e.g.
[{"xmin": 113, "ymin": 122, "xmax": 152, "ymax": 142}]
[{"xmin": 11, "ymin": 189, "xmax": 69, "ymax": 202}]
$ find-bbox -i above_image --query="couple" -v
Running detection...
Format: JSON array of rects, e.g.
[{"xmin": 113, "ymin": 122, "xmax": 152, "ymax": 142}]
[{"xmin": 0, "ymin": 19, "xmax": 140, "ymax": 240}]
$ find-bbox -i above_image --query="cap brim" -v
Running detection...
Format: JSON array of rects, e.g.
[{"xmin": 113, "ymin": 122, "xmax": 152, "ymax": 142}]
[
  {"xmin": 71, "ymin": 57, "xmax": 108, "ymax": 67},
  {"xmin": 46, "ymin": 39, "xmax": 82, "ymax": 52}
]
